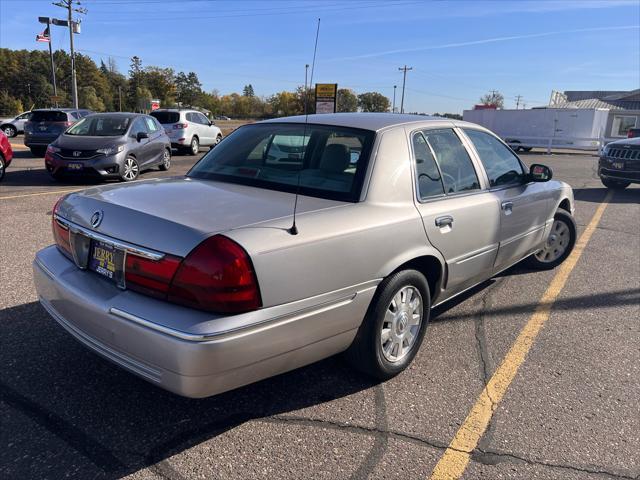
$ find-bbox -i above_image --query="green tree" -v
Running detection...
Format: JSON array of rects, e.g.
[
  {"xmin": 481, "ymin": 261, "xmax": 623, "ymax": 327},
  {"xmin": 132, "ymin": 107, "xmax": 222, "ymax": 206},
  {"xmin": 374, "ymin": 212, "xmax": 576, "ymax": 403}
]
[
  {"xmin": 175, "ymin": 71, "xmax": 203, "ymax": 107},
  {"xmin": 145, "ymin": 66, "xmax": 176, "ymax": 107},
  {"xmin": 79, "ymin": 86, "xmax": 105, "ymax": 111},
  {"xmin": 127, "ymin": 56, "xmax": 146, "ymax": 111},
  {"xmin": 337, "ymin": 88, "xmax": 357, "ymax": 112},
  {"xmin": 0, "ymin": 90, "xmax": 22, "ymax": 116},
  {"xmin": 269, "ymin": 91, "xmax": 301, "ymax": 117},
  {"xmin": 357, "ymin": 91, "xmax": 390, "ymax": 112},
  {"xmin": 242, "ymin": 84, "xmax": 255, "ymax": 97},
  {"xmin": 479, "ymin": 91, "xmax": 504, "ymax": 109}
]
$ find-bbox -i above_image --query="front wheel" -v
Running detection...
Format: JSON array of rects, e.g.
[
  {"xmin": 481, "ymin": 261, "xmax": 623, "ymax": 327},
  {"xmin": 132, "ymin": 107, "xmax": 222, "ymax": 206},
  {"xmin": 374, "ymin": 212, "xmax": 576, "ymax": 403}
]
[
  {"xmin": 159, "ymin": 148, "xmax": 171, "ymax": 171},
  {"xmin": 601, "ymin": 177, "xmax": 630, "ymax": 190},
  {"xmin": 0, "ymin": 154, "xmax": 5, "ymax": 181},
  {"xmin": 2, "ymin": 125, "xmax": 17, "ymax": 137},
  {"xmin": 120, "ymin": 156, "xmax": 139, "ymax": 182},
  {"xmin": 525, "ymin": 209, "xmax": 576, "ymax": 270},
  {"xmin": 189, "ymin": 137, "xmax": 199, "ymax": 155},
  {"xmin": 345, "ymin": 269, "xmax": 431, "ymax": 380}
]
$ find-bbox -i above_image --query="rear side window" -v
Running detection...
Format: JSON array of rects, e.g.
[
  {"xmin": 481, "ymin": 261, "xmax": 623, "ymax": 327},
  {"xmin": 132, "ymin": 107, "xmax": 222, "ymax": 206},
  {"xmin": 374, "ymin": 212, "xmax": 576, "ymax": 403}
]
[
  {"xmin": 412, "ymin": 132, "xmax": 444, "ymax": 199},
  {"xmin": 421, "ymin": 129, "xmax": 480, "ymax": 194},
  {"xmin": 464, "ymin": 129, "xmax": 525, "ymax": 187},
  {"xmin": 150, "ymin": 111, "xmax": 180, "ymax": 124},
  {"xmin": 29, "ymin": 111, "xmax": 67, "ymax": 122}
]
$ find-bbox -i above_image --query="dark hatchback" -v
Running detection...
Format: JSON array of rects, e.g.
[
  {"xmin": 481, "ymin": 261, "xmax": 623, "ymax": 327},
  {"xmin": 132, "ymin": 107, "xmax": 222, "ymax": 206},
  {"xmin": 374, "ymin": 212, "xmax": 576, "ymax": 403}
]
[
  {"xmin": 45, "ymin": 113, "xmax": 171, "ymax": 182},
  {"xmin": 599, "ymin": 137, "xmax": 640, "ymax": 189},
  {"xmin": 24, "ymin": 108, "xmax": 92, "ymax": 156}
]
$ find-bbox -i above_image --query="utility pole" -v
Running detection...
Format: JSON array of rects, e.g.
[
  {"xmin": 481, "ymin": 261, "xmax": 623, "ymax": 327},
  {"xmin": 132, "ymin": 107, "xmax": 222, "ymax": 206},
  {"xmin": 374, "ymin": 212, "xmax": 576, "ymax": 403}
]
[
  {"xmin": 515, "ymin": 94, "xmax": 523, "ymax": 110},
  {"xmin": 392, "ymin": 85, "xmax": 397, "ymax": 113},
  {"xmin": 53, "ymin": 0, "xmax": 86, "ymax": 109},
  {"xmin": 398, "ymin": 65, "xmax": 412, "ymax": 114},
  {"xmin": 304, "ymin": 64, "xmax": 309, "ymax": 115},
  {"xmin": 118, "ymin": 86, "xmax": 122, "ymax": 112}
]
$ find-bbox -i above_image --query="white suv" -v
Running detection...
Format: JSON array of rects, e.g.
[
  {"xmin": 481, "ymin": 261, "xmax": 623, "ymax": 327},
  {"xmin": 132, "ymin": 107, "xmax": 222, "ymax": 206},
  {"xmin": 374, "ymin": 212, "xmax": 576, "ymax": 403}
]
[
  {"xmin": 150, "ymin": 109, "xmax": 223, "ymax": 155},
  {"xmin": 1, "ymin": 111, "xmax": 32, "ymax": 137}
]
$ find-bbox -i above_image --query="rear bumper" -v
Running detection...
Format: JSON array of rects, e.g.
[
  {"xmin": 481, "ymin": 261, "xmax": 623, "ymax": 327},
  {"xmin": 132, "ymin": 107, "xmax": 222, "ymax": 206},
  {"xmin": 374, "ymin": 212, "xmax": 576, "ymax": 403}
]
[
  {"xmin": 24, "ymin": 133, "xmax": 61, "ymax": 147},
  {"xmin": 34, "ymin": 245, "xmax": 375, "ymax": 398}
]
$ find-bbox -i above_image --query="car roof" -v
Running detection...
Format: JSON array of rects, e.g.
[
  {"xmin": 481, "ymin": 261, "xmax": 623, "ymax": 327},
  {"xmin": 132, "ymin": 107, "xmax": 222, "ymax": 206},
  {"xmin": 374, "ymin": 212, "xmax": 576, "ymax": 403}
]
[
  {"xmin": 153, "ymin": 108, "xmax": 201, "ymax": 112},
  {"xmin": 260, "ymin": 112, "xmax": 474, "ymax": 132},
  {"xmin": 84, "ymin": 112, "xmax": 143, "ymax": 119},
  {"xmin": 31, "ymin": 108, "xmax": 82, "ymax": 112}
]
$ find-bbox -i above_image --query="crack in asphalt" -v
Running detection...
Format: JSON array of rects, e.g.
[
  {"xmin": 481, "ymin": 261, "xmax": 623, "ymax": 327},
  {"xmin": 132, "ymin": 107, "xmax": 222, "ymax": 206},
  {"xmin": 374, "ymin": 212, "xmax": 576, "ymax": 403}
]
[{"xmin": 473, "ymin": 448, "xmax": 639, "ymax": 480}]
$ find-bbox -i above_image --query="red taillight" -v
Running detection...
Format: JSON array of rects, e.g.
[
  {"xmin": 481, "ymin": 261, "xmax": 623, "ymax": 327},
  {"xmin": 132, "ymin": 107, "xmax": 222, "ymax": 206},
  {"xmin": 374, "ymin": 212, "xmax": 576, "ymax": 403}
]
[
  {"xmin": 167, "ymin": 235, "xmax": 261, "ymax": 314},
  {"xmin": 125, "ymin": 254, "xmax": 181, "ymax": 299},
  {"xmin": 173, "ymin": 123, "xmax": 188, "ymax": 129},
  {"xmin": 52, "ymin": 197, "xmax": 71, "ymax": 256}
]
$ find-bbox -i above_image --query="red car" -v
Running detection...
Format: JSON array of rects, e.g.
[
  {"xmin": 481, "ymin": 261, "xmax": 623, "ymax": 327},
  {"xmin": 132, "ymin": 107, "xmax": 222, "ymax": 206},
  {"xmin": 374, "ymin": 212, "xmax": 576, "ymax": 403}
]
[{"xmin": 0, "ymin": 130, "xmax": 14, "ymax": 181}]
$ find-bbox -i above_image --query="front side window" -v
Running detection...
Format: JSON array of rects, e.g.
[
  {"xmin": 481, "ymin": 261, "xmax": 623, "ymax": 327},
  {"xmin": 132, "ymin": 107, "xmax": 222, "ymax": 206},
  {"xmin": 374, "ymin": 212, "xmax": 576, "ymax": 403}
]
[
  {"xmin": 421, "ymin": 128, "xmax": 480, "ymax": 194},
  {"xmin": 130, "ymin": 118, "xmax": 147, "ymax": 137},
  {"xmin": 188, "ymin": 123, "xmax": 375, "ymax": 201},
  {"xmin": 144, "ymin": 117, "xmax": 158, "ymax": 132},
  {"xmin": 412, "ymin": 132, "xmax": 444, "ymax": 199},
  {"xmin": 464, "ymin": 129, "xmax": 525, "ymax": 187}
]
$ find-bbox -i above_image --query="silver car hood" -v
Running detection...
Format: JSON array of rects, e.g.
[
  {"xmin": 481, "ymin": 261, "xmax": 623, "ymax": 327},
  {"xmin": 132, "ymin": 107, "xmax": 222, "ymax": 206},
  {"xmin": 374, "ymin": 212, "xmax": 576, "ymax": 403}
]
[{"xmin": 57, "ymin": 177, "xmax": 345, "ymax": 256}]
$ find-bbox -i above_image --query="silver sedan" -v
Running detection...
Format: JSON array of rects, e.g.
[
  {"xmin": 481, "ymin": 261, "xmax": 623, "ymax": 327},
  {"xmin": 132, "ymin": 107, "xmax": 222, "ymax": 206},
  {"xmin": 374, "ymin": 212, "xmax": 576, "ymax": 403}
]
[{"xmin": 34, "ymin": 113, "xmax": 576, "ymax": 398}]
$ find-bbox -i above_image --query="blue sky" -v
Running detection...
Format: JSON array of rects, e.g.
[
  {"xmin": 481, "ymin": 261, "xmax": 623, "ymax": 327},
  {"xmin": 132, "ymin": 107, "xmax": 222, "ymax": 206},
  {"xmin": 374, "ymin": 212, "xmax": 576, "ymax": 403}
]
[{"xmin": 1, "ymin": 0, "xmax": 639, "ymax": 113}]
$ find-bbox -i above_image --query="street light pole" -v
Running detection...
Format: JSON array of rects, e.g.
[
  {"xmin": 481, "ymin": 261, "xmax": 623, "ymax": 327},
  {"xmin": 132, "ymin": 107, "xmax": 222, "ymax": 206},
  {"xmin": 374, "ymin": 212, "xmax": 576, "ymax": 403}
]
[
  {"xmin": 392, "ymin": 85, "xmax": 397, "ymax": 113},
  {"xmin": 398, "ymin": 65, "xmax": 412, "ymax": 114},
  {"xmin": 53, "ymin": 0, "xmax": 86, "ymax": 109},
  {"xmin": 304, "ymin": 64, "xmax": 309, "ymax": 115}
]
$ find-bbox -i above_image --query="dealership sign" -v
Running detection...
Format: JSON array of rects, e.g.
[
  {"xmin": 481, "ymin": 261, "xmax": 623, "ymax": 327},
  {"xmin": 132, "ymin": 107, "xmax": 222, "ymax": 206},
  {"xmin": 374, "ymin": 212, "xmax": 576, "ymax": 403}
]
[{"xmin": 315, "ymin": 83, "xmax": 337, "ymax": 114}]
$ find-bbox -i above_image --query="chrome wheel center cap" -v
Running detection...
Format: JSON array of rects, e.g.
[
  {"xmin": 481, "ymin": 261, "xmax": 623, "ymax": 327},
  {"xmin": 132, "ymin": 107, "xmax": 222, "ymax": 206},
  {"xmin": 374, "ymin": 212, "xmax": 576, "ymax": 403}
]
[{"xmin": 396, "ymin": 312, "xmax": 409, "ymax": 334}]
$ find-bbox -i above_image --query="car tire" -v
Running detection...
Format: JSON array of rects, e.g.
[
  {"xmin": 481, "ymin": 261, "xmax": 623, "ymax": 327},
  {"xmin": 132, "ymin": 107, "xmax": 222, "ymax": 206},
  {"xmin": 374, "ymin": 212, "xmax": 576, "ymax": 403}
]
[
  {"xmin": 601, "ymin": 177, "xmax": 630, "ymax": 190},
  {"xmin": 0, "ymin": 153, "xmax": 5, "ymax": 181},
  {"xmin": 159, "ymin": 148, "xmax": 171, "ymax": 171},
  {"xmin": 345, "ymin": 269, "xmax": 431, "ymax": 380},
  {"xmin": 30, "ymin": 147, "xmax": 46, "ymax": 157},
  {"xmin": 120, "ymin": 156, "xmax": 139, "ymax": 182},
  {"xmin": 189, "ymin": 137, "xmax": 199, "ymax": 155},
  {"xmin": 2, "ymin": 125, "xmax": 17, "ymax": 138},
  {"xmin": 524, "ymin": 209, "xmax": 576, "ymax": 270}
]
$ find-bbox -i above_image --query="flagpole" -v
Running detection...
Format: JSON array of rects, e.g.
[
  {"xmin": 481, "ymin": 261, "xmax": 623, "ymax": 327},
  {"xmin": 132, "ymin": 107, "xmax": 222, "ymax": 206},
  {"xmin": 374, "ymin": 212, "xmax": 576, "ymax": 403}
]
[{"xmin": 47, "ymin": 19, "xmax": 58, "ymax": 107}]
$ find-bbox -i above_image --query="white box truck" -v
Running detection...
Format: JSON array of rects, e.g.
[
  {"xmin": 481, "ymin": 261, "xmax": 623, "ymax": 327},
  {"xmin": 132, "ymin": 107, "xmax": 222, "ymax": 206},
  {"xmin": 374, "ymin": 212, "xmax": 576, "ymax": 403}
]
[{"xmin": 463, "ymin": 108, "xmax": 609, "ymax": 151}]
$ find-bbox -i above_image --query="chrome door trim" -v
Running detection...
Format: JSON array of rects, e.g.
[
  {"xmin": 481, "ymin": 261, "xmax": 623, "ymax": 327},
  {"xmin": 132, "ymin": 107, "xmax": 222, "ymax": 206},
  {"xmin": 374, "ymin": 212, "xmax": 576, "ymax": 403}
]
[{"xmin": 54, "ymin": 214, "xmax": 165, "ymax": 261}]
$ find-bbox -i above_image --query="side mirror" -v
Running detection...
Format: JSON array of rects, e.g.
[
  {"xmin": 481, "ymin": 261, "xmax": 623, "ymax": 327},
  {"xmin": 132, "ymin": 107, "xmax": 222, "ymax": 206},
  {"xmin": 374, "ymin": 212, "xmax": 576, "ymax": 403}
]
[
  {"xmin": 136, "ymin": 131, "xmax": 149, "ymax": 142},
  {"xmin": 528, "ymin": 164, "xmax": 552, "ymax": 182},
  {"xmin": 209, "ymin": 120, "xmax": 215, "ymax": 126}
]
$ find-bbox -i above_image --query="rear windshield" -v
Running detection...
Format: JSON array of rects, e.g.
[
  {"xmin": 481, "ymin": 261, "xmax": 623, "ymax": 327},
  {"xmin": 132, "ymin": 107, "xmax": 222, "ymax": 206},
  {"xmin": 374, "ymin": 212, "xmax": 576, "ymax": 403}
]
[
  {"xmin": 150, "ymin": 111, "xmax": 180, "ymax": 124},
  {"xmin": 188, "ymin": 123, "xmax": 375, "ymax": 202},
  {"xmin": 29, "ymin": 111, "xmax": 68, "ymax": 122},
  {"xmin": 65, "ymin": 116, "xmax": 131, "ymax": 136}
]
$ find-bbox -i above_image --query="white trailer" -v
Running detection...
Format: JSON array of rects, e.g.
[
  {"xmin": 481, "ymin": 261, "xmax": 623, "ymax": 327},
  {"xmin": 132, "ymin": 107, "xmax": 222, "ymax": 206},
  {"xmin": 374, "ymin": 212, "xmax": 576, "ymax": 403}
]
[{"xmin": 463, "ymin": 108, "xmax": 609, "ymax": 151}]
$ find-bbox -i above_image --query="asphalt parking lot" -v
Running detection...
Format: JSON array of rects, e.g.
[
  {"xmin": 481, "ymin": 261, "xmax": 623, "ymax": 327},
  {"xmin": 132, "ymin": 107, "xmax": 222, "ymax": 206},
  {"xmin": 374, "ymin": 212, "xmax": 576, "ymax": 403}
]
[{"xmin": 1, "ymin": 136, "xmax": 638, "ymax": 480}]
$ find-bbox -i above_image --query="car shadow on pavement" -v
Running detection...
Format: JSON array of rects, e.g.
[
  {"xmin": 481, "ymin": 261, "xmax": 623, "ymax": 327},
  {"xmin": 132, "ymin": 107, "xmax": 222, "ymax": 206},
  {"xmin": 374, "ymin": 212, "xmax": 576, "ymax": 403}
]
[
  {"xmin": 0, "ymin": 301, "xmax": 384, "ymax": 479},
  {"xmin": 573, "ymin": 186, "xmax": 639, "ymax": 204}
]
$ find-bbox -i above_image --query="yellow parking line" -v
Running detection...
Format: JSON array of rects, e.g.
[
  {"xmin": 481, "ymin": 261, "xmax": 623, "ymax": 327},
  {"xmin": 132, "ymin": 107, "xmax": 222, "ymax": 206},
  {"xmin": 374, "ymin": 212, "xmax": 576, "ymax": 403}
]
[
  {"xmin": 0, "ymin": 188, "xmax": 85, "ymax": 201},
  {"xmin": 429, "ymin": 190, "xmax": 613, "ymax": 480},
  {"xmin": 9, "ymin": 144, "xmax": 29, "ymax": 151}
]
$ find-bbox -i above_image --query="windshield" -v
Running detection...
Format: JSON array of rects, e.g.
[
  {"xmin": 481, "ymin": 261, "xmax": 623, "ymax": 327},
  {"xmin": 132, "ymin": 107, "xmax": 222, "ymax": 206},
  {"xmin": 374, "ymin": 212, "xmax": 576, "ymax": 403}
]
[
  {"xmin": 188, "ymin": 123, "xmax": 375, "ymax": 202},
  {"xmin": 150, "ymin": 111, "xmax": 180, "ymax": 124},
  {"xmin": 30, "ymin": 111, "xmax": 68, "ymax": 122},
  {"xmin": 65, "ymin": 116, "xmax": 131, "ymax": 136}
]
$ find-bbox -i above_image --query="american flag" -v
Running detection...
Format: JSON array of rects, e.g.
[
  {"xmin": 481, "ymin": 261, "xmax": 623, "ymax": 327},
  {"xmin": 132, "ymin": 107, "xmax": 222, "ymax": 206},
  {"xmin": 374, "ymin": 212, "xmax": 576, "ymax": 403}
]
[{"xmin": 36, "ymin": 26, "xmax": 50, "ymax": 43}]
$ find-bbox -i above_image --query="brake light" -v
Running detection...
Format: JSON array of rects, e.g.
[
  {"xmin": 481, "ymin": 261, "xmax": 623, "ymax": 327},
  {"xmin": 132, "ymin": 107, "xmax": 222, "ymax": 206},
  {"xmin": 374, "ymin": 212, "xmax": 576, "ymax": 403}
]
[
  {"xmin": 167, "ymin": 235, "xmax": 261, "ymax": 313},
  {"xmin": 125, "ymin": 254, "xmax": 181, "ymax": 299},
  {"xmin": 52, "ymin": 197, "xmax": 72, "ymax": 256},
  {"xmin": 628, "ymin": 130, "xmax": 637, "ymax": 138},
  {"xmin": 173, "ymin": 123, "xmax": 188, "ymax": 129}
]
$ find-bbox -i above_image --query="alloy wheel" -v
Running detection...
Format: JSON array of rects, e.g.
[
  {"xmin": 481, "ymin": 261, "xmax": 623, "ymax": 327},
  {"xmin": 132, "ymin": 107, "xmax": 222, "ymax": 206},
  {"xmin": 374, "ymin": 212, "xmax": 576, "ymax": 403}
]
[
  {"xmin": 123, "ymin": 157, "xmax": 139, "ymax": 181},
  {"xmin": 535, "ymin": 219, "xmax": 569, "ymax": 263},
  {"xmin": 163, "ymin": 149, "xmax": 171, "ymax": 168},
  {"xmin": 380, "ymin": 286, "xmax": 423, "ymax": 363}
]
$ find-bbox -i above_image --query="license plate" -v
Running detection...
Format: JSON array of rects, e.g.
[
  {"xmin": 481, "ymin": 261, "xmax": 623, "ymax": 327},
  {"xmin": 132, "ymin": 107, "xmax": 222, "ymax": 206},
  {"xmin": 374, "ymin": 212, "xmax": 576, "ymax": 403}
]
[
  {"xmin": 39, "ymin": 126, "xmax": 47, "ymax": 131},
  {"xmin": 67, "ymin": 162, "xmax": 83, "ymax": 170},
  {"xmin": 612, "ymin": 161, "xmax": 624, "ymax": 169},
  {"xmin": 88, "ymin": 241, "xmax": 120, "ymax": 282}
]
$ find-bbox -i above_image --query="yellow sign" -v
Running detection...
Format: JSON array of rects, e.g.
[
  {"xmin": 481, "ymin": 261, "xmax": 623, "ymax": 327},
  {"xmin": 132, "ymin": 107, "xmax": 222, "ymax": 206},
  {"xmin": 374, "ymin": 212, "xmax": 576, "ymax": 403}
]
[{"xmin": 315, "ymin": 84, "xmax": 337, "ymax": 97}]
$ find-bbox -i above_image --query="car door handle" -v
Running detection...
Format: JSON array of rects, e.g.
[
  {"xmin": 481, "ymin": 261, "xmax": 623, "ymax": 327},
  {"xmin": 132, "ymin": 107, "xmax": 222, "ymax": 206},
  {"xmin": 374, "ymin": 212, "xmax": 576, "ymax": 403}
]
[
  {"xmin": 501, "ymin": 201, "xmax": 514, "ymax": 215},
  {"xmin": 435, "ymin": 215, "xmax": 454, "ymax": 227}
]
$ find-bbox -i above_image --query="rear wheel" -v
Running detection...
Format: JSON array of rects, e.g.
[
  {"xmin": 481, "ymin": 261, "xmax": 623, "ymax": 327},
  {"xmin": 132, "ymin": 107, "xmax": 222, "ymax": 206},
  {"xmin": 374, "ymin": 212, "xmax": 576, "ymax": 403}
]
[
  {"xmin": 525, "ymin": 209, "xmax": 576, "ymax": 270},
  {"xmin": 120, "ymin": 156, "xmax": 139, "ymax": 182},
  {"xmin": 2, "ymin": 125, "xmax": 17, "ymax": 137},
  {"xmin": 0, "ymin": 153, "xmax": 5, "ymax": 181},
  {"xmin": 30, "ymin": 146, "xmax": 46, "ymax": 157},
  {"xmin": 345, "ymin": 269, "xmax": 430, "ymax": 380},
  {"xmin": 189, "ymin": 136, "xmax": 199, "ymax": 155},
  {"xmin": 601, "ymin": 177, "xmax": 630, "ymax": 190},
  {"xmin": 159, "ymin": 148, "xmax": 171, "ymax": 171}
]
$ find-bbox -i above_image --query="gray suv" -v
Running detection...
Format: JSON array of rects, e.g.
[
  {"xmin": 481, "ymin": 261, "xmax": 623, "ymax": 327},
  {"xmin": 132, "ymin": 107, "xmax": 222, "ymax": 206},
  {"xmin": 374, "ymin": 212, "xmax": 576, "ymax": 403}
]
[
  {"xmin": 24, "ymin": 108, "xmax": 93, "ymax": 156},
  {"xmin": 150, "ymin": 109, "xmax": 223, "ymax": 155}
]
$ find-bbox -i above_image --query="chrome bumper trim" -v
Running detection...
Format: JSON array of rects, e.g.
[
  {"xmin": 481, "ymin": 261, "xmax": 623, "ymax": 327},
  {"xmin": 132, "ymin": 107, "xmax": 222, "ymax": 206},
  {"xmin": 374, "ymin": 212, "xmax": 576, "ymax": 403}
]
[
  {"xmin": 54, "ymin": 214, "xmax": 165, "ymax": 261},
  {"xmin": 109, "ymin": 292, "xmax": 357, "ymax": 342}
]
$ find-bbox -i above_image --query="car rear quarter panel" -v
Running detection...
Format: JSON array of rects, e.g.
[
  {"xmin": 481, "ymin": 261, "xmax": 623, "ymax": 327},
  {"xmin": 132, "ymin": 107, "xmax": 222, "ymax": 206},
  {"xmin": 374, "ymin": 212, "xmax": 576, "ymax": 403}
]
[{"xmin": 225, "ymin": 127, "xmax": 445, "ymax": 309}]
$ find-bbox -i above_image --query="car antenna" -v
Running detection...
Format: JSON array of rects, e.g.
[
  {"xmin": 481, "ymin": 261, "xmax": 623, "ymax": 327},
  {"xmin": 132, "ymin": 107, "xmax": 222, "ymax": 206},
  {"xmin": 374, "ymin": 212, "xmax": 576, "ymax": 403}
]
[{"xmin": 288, "ymin": 17, "xmax": 320, "ymax": 236}]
